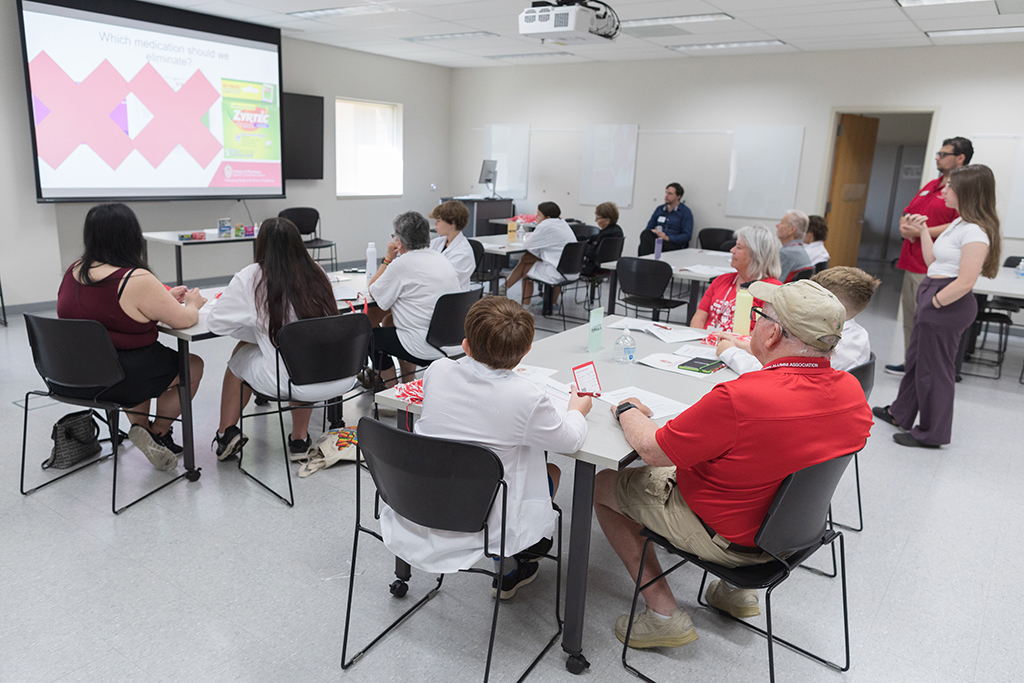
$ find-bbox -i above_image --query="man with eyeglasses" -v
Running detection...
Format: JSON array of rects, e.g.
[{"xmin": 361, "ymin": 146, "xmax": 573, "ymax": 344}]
[
  {"xmin": 885, "ymin": 136, "xmax": 972, "ymax": 376},
  {"xmin": 593, "ymin": 280, "xmax": 872, "ymax": 650}
]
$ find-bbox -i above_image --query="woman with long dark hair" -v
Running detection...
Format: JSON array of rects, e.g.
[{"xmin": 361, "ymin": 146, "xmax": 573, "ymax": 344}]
[
  {"xmin": 57, "ymin": 203, "xmax": 206, "ymax": 471},
  {"xmin": 208, "ymin": 217, "xmax": 354, "ymax": 459},
  {"xmin": 874, "ymin": 164, "xmax": 1002, "ymax": 447}
]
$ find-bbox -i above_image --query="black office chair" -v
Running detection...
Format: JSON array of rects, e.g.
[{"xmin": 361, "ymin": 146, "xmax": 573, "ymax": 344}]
[
  {"xmin": 787, "ymin": 267, "xmax": 814, "ymax": 283},
  {"xmin": 698, "ymin": 228, "xmax": 735, "ymax": 252},
  {"xmin": 620, "ymin": 453, "xmax": 856, "ymax": 683},
  {"xmin": 960, "ymin": 292, "xmax": 1012, "ymax": 380},
  {"xmin": 20, "ymin": 315, "xmax": 190, "ymax": 514},
  {"xmin": 468, "ymin": 238, "xmax": 503, "ymax": 292},
  {"xmin": 616, "ymin": 257, "xmax": 687, "ymax": 323},
  {"xmin": 813, "ymin": 260, "xmax": 830, "ymax": 274},
  {"xmin": 836, "ymin": 352, "xmax": 876, "ymax": 533},
  {"xmin": 720, "ymin": 239, "xmax": 737, "ymax": 252},
  {"xmin": 279, "ymin": 207, "xmax": 337, "ymax": 270},
  {"xmin": 238, "ymin": 313, "xmax": 371, "ymax": 506},
  {"xmin": 342, "ymin": 417, "xmax": 563, "ymax": 683},
  {"xmin": 575, "ymin": 236, "xmax": 625, "ymax": 311},
  {"xmin": 568, "ymin": 222, "xmax": 598, "ymax": 241},
  {"xmin": 527, "ymin": 242, "xmax": 586, "ymax": 330}
]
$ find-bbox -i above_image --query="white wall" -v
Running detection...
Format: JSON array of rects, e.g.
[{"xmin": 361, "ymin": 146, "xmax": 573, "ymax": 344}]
[
  {"xmin": 0, "ymin": 4, "xmax": 452, "ymax": 306},
  {"xmin": 449, "ymin": 42, "xmax": 1024, "ymax": 259}
]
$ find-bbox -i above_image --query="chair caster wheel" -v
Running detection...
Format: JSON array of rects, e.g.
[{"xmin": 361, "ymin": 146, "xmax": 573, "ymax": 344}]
[
  {"xmin": 185, "ymin": 468, "xmax": 201, "ymax": 482},
  {"xmin": 389, "ymin": 580, "xmax": 408, "ymax": 598},
  {"xmin": 565, "ymin": 654, "xmax": 589, "ymax": 674}
]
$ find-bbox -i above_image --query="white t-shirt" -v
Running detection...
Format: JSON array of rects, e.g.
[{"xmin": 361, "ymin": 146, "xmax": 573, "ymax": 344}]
[
  {"xmin": 804, "ymin": 240, "xmax": 830, "ymax": 266},
  {"xmin": 525, "ymin": 217, "xmax": 578, "ymax": 284},
  {"xmin": 430, "ymin": 231, "xmax": 475, "ymax": 291},
  {"xmin": 718, "ymin": 317, "xmax": 870, "ymax": 374},
  {"xmin": 380, "ymin": 356, "xmax": 588, "ymax": 573},
  {"xmin": 928, "ymin": 218, "xmax": 990, "ymax": 278},
  {"xmin": 368, "ymin": 248, "xmax": 462, "ymax": 361}
]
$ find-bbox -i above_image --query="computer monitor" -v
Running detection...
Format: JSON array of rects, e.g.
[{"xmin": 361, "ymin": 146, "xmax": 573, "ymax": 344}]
[{"xmin": 478, "ymin": 159, "xmax": 497, "ymax": 185}]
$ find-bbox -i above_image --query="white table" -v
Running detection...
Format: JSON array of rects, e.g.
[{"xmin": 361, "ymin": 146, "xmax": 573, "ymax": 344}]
[
  {"xmin": 144, "ymin": 230, "xmax": 258, "ymax": 286},
  {"xmin": 158, "ymin": 273, "xmax": 369, "ymax": 477},
  {"xmin": 374, "ymin": 316, "xmax": 736, "ymax": 673},
  {"xmin": 601, "ymin": 248, "xmax": 736, "ymax": 324},
  {"xmin": 973, "ymin": 266, "xmax": 1024, "ymax": 299}
]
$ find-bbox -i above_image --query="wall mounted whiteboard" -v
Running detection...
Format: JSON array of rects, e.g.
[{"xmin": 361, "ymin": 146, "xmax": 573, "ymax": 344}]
[
  {"xmin": 484, "ymin": 123, "xmax": 530, "ymax": 199},
  {"xmin": 1004, "ymin": 135, "xmax": 1024, "ymax": 240},
  {"xmin": 579, "ymin": 124, "xmax": 639, "ymax": 208},
  {"xmin": 726, "ymin": 125, "xmax": 804, "ymax": 219}
]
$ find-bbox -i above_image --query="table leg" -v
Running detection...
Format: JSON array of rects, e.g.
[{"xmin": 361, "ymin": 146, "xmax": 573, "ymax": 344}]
[
  {"xmin": 686, "ymin": 281, "xmax": 701, "ymax": 326},
  {"xmin": 175, "ymin": 246, "xmax": 183, "ymax": 286},
  {"xmin": 176, "ymin": 338, "xmax": 200, "ymax": 481},
  {"xmin": 562, "ymin": 459, "xmax": 595, "ymax": 674},
  {"xmin": 606, "ymin": 271, "xmax": 618, "ymax": 316}
]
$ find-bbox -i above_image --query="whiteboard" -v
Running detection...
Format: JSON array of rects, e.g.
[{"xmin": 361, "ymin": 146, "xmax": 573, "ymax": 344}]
[
  {"xmin": 1004, "ymin": 135, "xmax": 1024, "ymax": 240},
  {"xmin": 484, "ymin": 123, "xmax": 530, "ymax": 199},
  {"xmin": 579, "ymin": 124, "xmax": 638, "ymax": 208},
  {"xmin": 726, "ymin": 125, "xmax": 804, "ymax": 219}
]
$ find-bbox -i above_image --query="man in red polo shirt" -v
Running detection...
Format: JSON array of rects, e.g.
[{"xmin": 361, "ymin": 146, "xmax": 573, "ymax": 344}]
[
  {"xmin": 594, "ymin": 280, "xmax": 872, "ymax": 649},
  {"xmin": 885, "ymin": 136, "xmax": 971, "ymax": 376}
]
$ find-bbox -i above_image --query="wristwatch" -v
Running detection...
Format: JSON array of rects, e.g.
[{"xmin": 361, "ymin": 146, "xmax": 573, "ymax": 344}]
[{"xmin": 615, "ymin": 402, "xmax": 638, "ymax": 422}]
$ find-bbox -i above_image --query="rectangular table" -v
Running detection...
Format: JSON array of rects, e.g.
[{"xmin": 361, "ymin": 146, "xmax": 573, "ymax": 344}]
[
  {"xmin": 144, "ymin": 230, "xmax": 258, "ymax": 286},
  {"xmin": 374, "ymin": 316, "xmax": 736, "ymax": 673},
  {"xmin": 602, "ymin": 248, "xmax": 736, "ymax": 324},
  {"xmin": 158, "ymin": 273, "xmax": 369, "ymax": 479}
]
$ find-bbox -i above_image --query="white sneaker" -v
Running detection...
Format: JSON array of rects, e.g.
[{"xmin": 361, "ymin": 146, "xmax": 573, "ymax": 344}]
[
  {"xmin": 705, "ymin": 580, "xmax": 760, "ymax": 618},
  {"xmin": 128, "ymin": 424, "xmax": 177, "ymax": 471},
  {"xmin": 614, "ymin": 607, "xmax": 698, "ymax": 648}
]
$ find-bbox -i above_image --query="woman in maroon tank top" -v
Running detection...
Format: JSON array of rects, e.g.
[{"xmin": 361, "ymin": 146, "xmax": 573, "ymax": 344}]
[{"xmin": 57, "ymin": 203, "xmax": 206, "ymax": 471}]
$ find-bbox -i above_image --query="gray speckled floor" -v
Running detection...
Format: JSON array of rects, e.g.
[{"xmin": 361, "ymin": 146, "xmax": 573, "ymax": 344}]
[{"xmin": 2, "ymin": 260, "xmax": 1023, "ymax": 683}]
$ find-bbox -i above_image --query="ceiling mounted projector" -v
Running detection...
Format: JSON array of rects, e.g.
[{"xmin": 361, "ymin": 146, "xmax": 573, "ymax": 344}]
[{"xmin": 519, "ymin": 1, "xmax": 619, "ymax": 45}]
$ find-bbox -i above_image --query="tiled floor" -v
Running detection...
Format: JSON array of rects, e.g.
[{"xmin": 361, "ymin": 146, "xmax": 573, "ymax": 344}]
[{"xmin": 2, "ymin": 261, "xmax": 1023, "ymax": 683}]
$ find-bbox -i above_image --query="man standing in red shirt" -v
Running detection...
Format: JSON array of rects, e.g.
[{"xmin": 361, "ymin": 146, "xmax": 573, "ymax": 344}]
[
  {"xmin": 594, "ymin": 280, "xmax": 872, "ymax": 649},
  {"xmin": 885, "ymin": 136, "xmax": 972, "ymax": 375}
]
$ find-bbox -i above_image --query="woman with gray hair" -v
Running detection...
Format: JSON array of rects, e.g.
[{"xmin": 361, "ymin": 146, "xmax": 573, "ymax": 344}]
[
  {"xmin": 690, "ymin": 224, "xmax": 783, "ymax": 332},
  {"xmin": 367, "ymin": 210, "xmax": 461, "ymax": 385}
]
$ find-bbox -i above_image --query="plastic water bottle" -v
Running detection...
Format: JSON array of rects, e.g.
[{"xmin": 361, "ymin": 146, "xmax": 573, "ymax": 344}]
[
  {"xmin": 365, "ymin": 242, "xmax": 377, "ymax": 274},
  {"xmin": 614, "ymin": 333, "xmax": 637, "ymax": 364},
  {"xmin": 1015, "ymin": 260, "xmax": 1024, "ymax": 279},
  {"xmin": 654, "ymin": 237, "xmax": 663, "ymax": 260},
  {"xmin": 516, "ymin": 222, "xmax": 525, "ymax": 243}
]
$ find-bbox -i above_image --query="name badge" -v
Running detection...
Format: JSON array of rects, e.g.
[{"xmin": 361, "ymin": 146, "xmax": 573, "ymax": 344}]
[{"xmin": 658, "ymin": 216, "xmax": 667, "ymax": 224}]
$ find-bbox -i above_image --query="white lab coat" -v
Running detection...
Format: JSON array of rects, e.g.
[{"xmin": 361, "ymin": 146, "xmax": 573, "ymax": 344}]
[
  {"xmin": 524, "ymin": 218, "xmax": 578, "ymax": 285},
  {"xmin": 430, "ymin": 231, "xmax": 475, "ymax": 291},
  {"xmin": 368, "ymin": 248, "xmax": 462, "ymax": 361},
  {"xmin": 379, "ymin": 356, "xmax": 588, "ymax": 573},
  {"xmin": 206, "ymin": 263, "xmax": 357, "ymax": 400},
  {"xmin": 718, "ymin": 317, "xmax": 871, "ymax": 374}
]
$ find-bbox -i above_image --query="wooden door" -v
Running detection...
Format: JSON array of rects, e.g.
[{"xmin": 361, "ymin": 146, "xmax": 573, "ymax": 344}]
[{"xmin": 824, "ymin": 114, "xmax": 879, "ymax": 267}]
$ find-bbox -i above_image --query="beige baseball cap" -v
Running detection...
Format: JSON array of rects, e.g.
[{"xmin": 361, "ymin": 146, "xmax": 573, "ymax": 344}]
[{"xmin": 747, "ymin": 280, "xmax": 845, "ymax": 351}]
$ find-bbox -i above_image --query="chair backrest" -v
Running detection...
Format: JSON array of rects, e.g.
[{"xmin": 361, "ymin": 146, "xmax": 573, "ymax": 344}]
[
  {"xmin": 468, "ymin": 238, "xmax": 485, "ymax": 271},
  {"xmin": 813, "ymin": 260, "xmax": 829, "ymax": 274},
  {"xmin": 24, "ymin": 314, "xmax": 124, "ymax": 392},
  {"xmin": 1004, "ymin": 256, "xmax": 1022, "ymax": 269},
  {"xmin": 278, "ymin": 207, "xmax": 320, "ymax": 237},
  {"xmin": 569, "ymin": 222, "xmax": 597, "ymax": 241},
  {"xmin": 276, "ymin": 313, "xmax": 372, "ymax": 386},
  {"xmin": 846, "ymin": 352, "xmax": 876, "ymax": 401},
  {"xmin": 556, "ymin": 241, "xmax": 587, "ymax": 276},
  {"xmin": 786, "ymin": 266, "xmax": 814, "ymax": 283},
  {"xmin": 357, "ymin": 417, "xmax": 504, "ymax": 533},
  {"xmin": 720, "ymin": 239, "xmax": 737, "ymax": 252},
  {"xmin": 616, "ymin": 257, "xmax": 673, "ymax": 299},
  {"xmin": 754, "ymin": 453, "xmax": 856, "ymax": 557},
  {"xmin": 698, "ymin": 228, "xmax": 735, "ymax": 252},
  {"xmin": 427, "ymin": 289, "xmax": 483, "ymax": 352},
  {"xmin": 594, "ymin": 236, "xmax": 625, "ymax": 265}
]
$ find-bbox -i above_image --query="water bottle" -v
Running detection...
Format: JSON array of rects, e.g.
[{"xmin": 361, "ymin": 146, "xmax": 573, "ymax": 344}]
[
  {"xmin": 365, "ymin": 242, "xmax": 377, "ymax": 274},
  {"xmin": 654, "ymin": 237, "xmax": 663, "ymax": 260},
  {"xmin": 516, "ymin": 222, "xmax": 525, "ymax": 243},
  {"xmin": 1015, "ymin": 260, "xmax": 1024, "ymax": 279},
  {"xmin": 614, "ymin": 333, "xmax": 637, "ymax": 364}
]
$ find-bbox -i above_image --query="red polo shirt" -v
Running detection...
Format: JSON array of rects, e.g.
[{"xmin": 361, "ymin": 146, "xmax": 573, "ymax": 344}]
[
  {"xmin": 897, "ymin": 176, "xmax": 960, "ymax": 274},
  {"xmin": 655, "ymin": 357, "xmax": 872, "ymax": 546}
]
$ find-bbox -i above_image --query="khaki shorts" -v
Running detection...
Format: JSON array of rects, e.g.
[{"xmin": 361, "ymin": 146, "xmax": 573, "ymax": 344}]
[{"xmin": 614, "ymin": 466, "xmax": 771, "ymax": 569}]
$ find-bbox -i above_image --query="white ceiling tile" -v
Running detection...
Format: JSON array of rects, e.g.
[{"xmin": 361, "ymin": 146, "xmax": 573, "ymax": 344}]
[
  {"xmin": 769, "ymin": 21, "xmax": 927, "ymax": 39},
  {"xmin": 750, "ymin": 7, "xmax": 911, "ymax": 29},
  {"xmin": 901, "ymin": 1, "xmax": 999, "ymax": 21}
]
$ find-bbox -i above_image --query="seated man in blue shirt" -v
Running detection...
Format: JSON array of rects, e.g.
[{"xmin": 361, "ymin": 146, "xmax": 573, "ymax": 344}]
[{"xmin": 638, "ymin": 182, "xmax": 694, "ymax": 256}]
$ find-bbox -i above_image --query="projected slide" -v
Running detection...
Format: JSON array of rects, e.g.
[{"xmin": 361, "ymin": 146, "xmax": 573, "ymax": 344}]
[{"xmin": 20, "ymin": 1, "xmax": 282, "ymax": 200}]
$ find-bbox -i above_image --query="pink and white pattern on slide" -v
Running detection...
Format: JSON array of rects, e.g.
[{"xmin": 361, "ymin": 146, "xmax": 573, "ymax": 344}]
[{"xmin": 706, "ymin": 298, "xmax": 736, "ymax": 332}]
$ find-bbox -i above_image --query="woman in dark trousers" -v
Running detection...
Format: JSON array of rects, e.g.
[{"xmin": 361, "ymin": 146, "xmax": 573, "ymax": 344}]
[
  {"xmin": 581, "ymin": 201, "xmax": 624, "ymax": 277},
  {"xmin": 874, "ymin": 165, "xmax": 1001, "ymax": 448}
]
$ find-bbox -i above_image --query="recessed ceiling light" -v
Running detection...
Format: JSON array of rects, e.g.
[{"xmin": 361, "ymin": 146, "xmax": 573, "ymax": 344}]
[
  {"xmin": 405, "ymin": 31, "xmax": 497, "ymax": 42},
  {"xmin": 670, "ymin": 40, "xmax": 786, "ymax": 50},
  {"xmin": 620, "ymin": 13, "xmax": 733, "ymax": 28},
  {"xmin": 289, "ymin": 5, "xmax": 400, "ymax": 19},
  {"xmin": 897, "ymin": 0, "xmax": 989, "ymax": 6},
  {"xmin": 927, "ymin": 25, "xmax": 1024, "ymax": 36},
  {"xmin": 489, "ymin": 52, "xmax": 574, "ymax": 60}
]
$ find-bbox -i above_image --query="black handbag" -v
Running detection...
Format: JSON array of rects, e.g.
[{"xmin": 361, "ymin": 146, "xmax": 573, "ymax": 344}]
[{"xmin": 43, "ymin": 410, "xmax": 102, "ymax": 470}]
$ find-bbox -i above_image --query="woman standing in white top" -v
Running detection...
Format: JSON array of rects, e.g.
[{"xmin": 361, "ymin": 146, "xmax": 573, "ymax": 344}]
[
  {"xmin": 874, "ymin": 165, "xmax": 1001, "ymax": 448},
  {"xmin": 428, "ymin": 200, "xmax": 476, "ymax": 291}
]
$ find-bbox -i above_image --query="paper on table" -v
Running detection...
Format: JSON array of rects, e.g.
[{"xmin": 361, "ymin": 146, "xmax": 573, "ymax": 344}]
[
  {"xmin": 648, "ymin": 326, "xmax": 706, "ymax": 344},
  {"xmin": 512, "ymin": 364, "xmax": 559, "ymax": 380},
  {"xmin": 638, "ymin": 353, "xmax": 732, "ymax": 381},
  {"xmin": 608, "ymin": 319, "xmax": 652, "ymax": 331},
  {"xmin": 679, "ymin": 264, "xmax": 736, "ymax": 277},
  {"xmin": 595, "ymin": 386, "xmax": 690, "ymax": 421},
  {"xmin": 672, "ymin": 344, "xmax": 719, "ymax": 360},
  {"xmin": 332, "ymin": 283, "xmax": 359, "ymax": 300}
]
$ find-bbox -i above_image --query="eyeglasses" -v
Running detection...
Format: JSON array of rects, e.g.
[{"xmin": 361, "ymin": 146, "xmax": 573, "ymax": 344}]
[
  {"xmin": 751, "ymin": 306, "xmax": 789, "ymax": 337},
  {"xmin": 935, "ymin": 151, "xmax": 957, "ymax": 159}
]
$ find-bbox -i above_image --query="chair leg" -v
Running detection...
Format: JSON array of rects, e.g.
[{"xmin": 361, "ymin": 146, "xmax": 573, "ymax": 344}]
[
  {"xmin": 620, "ymin": 536, "xmax": 659, "ymax": 683},
  {"xmin": 237, "ymin": 384, "xmax": 295, "ymax": 506},
  {"xmin": 833, "ymin": 452, "xmax": 864, "ymax": 533}
]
